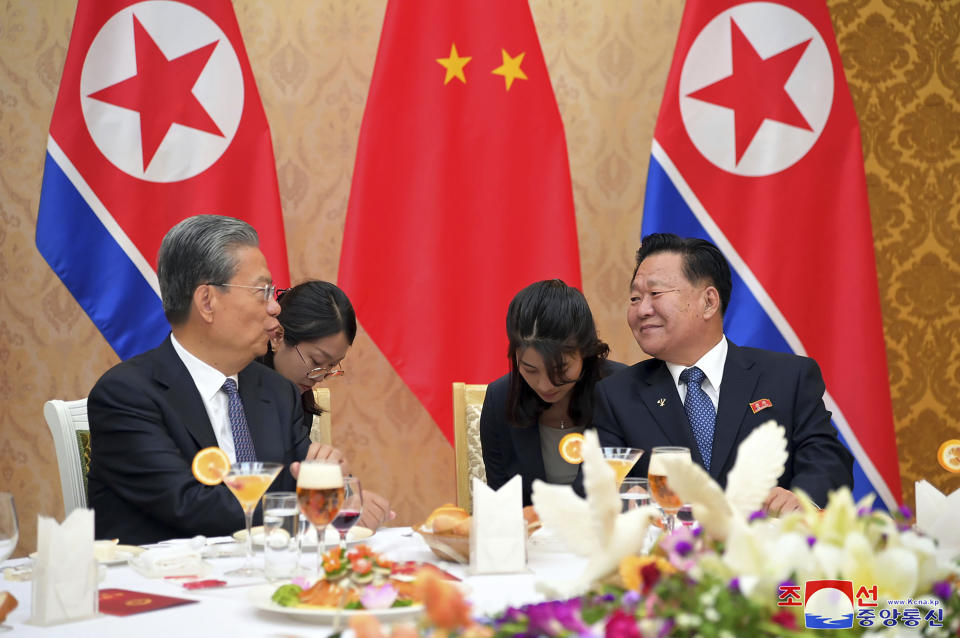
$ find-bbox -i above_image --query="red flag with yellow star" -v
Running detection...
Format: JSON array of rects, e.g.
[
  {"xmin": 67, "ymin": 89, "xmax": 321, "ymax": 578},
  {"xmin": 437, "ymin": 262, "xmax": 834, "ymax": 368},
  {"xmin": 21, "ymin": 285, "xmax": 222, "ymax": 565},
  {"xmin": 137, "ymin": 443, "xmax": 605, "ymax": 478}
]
[{"xmin": 339, "ymin": 0, "xmax": 581, "ymax": 445}]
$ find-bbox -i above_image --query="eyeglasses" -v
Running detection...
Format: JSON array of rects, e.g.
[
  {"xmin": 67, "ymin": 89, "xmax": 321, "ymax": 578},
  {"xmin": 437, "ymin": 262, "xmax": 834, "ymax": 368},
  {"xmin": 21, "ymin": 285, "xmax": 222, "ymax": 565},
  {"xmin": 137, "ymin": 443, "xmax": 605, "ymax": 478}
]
[
  {"xmin": 295, "ymin": 344, "xmax": 346, "ymax": 381},
  {"xmin": 206, "ymin": 282, "xmax": 277, "ymax": 302},
  {"xmin": 629, "ymin": 289, "xmax": 680, "ymax": 304}
]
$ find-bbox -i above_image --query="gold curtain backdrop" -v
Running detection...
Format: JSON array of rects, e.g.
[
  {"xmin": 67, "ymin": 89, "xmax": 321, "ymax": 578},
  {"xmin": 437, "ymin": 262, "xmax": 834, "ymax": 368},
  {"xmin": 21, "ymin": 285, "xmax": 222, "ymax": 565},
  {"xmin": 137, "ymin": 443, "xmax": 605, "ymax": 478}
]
[{"xmin": 1, "ymin": 0, "xmax": 958, "ymax": 555}]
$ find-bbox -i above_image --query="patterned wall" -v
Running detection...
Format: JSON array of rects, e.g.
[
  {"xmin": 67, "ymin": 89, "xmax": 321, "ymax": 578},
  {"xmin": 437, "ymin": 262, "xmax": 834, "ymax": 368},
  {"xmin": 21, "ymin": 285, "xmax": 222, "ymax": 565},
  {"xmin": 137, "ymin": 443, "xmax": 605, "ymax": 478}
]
[{"xmin": 0, "ymin": 0, "xmax": 957, "ymax": 556}]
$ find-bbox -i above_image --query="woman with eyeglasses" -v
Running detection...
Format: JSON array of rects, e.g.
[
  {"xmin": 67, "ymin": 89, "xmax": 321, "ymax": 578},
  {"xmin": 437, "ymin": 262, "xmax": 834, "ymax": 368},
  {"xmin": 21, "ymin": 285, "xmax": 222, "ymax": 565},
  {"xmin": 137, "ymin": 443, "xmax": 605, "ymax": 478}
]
[
  {"xmin": 258, "ymin": 280, "xmax": 393, "ymax": 529},
  {"xmin": 480, "ymin": 279, "xmax": 624, "ymax": 506}
]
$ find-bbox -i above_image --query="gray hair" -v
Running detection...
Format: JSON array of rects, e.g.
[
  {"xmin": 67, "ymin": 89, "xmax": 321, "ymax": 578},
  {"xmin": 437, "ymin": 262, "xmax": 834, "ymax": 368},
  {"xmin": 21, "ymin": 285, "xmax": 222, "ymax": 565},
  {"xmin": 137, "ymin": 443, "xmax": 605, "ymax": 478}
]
[{"xmin": 157, "ymin": 215, "xmax": 259, "ymax": 325}]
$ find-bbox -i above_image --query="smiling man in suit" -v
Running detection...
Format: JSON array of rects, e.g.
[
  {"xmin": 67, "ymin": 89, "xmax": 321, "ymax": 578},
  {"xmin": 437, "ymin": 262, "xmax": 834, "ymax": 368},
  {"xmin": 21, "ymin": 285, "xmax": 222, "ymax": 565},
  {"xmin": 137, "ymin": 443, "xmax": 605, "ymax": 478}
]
[
  {"xmin": 595, "ymin": 233, "xmax": 852, "ymax": 513},
  {"xmin": 88, "ymin": 215, "xmax": 334, "ymax": 544}
]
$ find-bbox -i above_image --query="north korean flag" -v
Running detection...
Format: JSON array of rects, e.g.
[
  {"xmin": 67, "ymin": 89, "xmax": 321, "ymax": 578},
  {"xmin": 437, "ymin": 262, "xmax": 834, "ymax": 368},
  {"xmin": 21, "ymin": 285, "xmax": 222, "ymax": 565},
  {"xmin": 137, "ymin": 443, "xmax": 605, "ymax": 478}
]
[
  {"xmin": 641, "ymin": 1, "xmax": 901, "ymax": 508},
  {"xmin": 36, "ymin": 0, "xmax": 288, "ymax": 360}
]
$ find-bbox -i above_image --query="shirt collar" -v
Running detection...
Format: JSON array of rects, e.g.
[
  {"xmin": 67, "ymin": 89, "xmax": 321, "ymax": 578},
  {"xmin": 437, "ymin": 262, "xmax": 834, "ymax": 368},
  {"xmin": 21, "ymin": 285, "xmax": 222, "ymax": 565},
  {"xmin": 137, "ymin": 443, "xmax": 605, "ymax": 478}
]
[
  {"xmin": 170, "ymin": 333, "xmax": 237, "ymax": 402},
  {"xmin": 665, "ymin": 336, "xmax": 728, "ymax": 392}
]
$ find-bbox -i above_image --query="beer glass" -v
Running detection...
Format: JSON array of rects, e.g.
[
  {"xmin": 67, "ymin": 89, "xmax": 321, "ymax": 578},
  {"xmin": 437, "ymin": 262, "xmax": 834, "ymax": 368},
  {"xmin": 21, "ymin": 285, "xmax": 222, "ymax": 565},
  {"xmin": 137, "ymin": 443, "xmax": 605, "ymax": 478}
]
[
  {"xmin": 296, "ymin": 460, "xmax": 344, "ymax": 578},
  {"xmin": 647, "ymin": 446, "xmax": 690, "ymax": 533}
]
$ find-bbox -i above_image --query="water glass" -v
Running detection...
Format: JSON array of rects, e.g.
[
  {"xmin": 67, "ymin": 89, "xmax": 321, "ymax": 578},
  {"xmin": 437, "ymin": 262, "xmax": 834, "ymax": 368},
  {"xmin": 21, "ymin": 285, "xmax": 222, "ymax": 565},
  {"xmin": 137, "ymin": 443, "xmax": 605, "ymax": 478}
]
[
  {"xmin": 0, "ymin": 493, "xmax": 18, "ymax": 562},
  {"xmin": 263, "ymin": 492, "xmax": 300, "ymax": 580},
  {"xmin": 619, "ymin": 477, "xmax": 652, "ymax": 512}
]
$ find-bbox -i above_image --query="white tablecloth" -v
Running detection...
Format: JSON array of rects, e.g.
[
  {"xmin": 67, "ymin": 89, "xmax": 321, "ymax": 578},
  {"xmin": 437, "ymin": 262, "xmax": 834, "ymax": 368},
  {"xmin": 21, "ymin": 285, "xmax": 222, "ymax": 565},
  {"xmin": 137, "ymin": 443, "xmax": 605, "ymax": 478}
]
[{"xmin": 1, "ymin": 527, "xmax": 587, "ymax": 636}]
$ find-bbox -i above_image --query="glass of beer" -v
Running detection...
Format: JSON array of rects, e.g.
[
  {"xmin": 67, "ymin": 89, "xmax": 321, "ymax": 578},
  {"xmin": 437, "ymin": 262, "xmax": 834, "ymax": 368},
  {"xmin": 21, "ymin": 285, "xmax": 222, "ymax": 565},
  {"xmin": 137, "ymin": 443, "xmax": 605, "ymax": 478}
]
[
  {"xmin": 647, "ymin": 446, "xmax": 690, "ymax": 533},
  {"xmin": 296, "ymin": 460, "xmax": 345, "ymax": 578}
]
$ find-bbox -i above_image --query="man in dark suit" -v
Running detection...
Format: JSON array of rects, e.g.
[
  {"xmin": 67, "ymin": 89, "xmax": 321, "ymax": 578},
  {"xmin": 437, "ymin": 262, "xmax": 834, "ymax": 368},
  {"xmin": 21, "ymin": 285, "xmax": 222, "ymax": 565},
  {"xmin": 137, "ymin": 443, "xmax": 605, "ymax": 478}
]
[
  {"xmin": 595, "ymin": 234, "xmax": 852, "ymax": 513},
  {"xmin": 88, "ymin": 215, "xmax": 332, "ymax": 544}
]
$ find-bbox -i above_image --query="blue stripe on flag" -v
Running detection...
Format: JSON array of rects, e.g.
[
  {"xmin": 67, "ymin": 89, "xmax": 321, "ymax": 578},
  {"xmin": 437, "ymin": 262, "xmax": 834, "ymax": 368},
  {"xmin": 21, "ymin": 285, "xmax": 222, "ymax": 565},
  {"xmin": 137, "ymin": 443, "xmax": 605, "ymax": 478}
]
[
  {"xmin": 641, "ymin": 156, "xmax": 886, "ymax": 510},
  {"xmin": 36, "ymin": 152, "xmax": 168, "ymax": 360}
]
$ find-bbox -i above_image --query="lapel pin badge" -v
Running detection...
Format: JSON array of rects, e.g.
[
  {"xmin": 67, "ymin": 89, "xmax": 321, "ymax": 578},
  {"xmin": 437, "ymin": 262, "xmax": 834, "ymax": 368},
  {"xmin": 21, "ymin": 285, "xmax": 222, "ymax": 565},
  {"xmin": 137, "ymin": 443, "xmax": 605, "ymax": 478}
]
[
  {"xmin": 750, "ymin": 398, "xmax": 773, "ymax": 414},
  {"xmin": 657, "ymin": 398, "xmax": 666, "ymax": 407}
]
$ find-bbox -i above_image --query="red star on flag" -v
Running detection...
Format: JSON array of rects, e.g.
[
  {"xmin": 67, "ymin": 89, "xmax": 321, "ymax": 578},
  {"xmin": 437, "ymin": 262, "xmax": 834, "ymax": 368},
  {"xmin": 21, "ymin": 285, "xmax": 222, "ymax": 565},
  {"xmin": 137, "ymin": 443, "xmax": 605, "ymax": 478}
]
[
  {"xmin": 687, "ymin": 17, "xmax": 813, "ymax": 164},
  {"xmin": 88, "ymin": 14, "xmax": 224, "ymax": 171}
]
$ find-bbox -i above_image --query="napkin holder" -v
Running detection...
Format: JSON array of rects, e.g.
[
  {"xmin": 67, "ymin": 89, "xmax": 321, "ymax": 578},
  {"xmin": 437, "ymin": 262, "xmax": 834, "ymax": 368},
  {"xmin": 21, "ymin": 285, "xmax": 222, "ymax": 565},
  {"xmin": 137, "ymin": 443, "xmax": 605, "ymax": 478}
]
[
  {"xmin": 29, "ymin": 510, "xmax": 98, "ymax": 626},
  {"xmin": 470, "ymin": 475, "xmax": 526, "ymax": 574}
]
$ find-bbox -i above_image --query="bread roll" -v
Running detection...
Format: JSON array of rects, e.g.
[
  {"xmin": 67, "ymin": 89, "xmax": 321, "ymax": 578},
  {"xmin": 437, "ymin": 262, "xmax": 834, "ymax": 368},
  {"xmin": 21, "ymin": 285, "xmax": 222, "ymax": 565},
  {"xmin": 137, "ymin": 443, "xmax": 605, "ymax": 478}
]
[
  {"xmin": 0, "ymin": 591, "xmax": 17, "ymax": 623},
  {"xmin": 452, "ymin": 517, "xmax": 472, "ymax": 536},
  {"xmin": 425, "ymin": 504, "xmax": 469, "ymax": 532}
]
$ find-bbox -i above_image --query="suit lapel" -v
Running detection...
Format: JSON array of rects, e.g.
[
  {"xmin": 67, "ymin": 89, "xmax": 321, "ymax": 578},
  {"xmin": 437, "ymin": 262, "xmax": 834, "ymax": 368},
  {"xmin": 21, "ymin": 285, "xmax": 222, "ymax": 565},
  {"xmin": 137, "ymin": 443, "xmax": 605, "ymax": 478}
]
[
  {"xmin": 634, "ymin": 362, "xmax": 703, "ymax": 466},
  {"xmin": 238, "ymin": 364, "xmax": 283, "ymax": 461},
  {"xmin": 711, "ymin": 341, "xmax": 760, "ymax": 481},
  {"xmin": 152, "ymin": 337, "xmax": 218, "ymax": 450}
]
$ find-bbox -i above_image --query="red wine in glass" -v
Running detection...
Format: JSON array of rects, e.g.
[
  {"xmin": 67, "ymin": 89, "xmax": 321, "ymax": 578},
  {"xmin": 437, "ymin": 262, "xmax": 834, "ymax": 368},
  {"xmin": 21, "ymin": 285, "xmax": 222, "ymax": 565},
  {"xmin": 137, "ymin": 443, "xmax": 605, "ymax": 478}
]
[{"xmin": 332, "ymin": 476, "xmax": 362, "ymax": 550}]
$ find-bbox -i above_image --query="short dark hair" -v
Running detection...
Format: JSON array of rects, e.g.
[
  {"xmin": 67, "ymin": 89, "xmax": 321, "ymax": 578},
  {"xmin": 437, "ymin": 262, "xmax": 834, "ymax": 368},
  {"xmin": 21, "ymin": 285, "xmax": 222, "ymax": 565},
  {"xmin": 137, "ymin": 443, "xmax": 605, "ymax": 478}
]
[
  {"xmin": 259, "ymin": 280, "xmax": 357, "ymax": 417},
  {"xmin": 157, "ymin": 215, "xmax": 259, "ymax": 325},
  {"xmin": 633, "ymin": 233, "xmax": 732, "ymax": 316},
  {"xmin": 505, "ymin": 279, "xmax": 610, "ymax": 428}
]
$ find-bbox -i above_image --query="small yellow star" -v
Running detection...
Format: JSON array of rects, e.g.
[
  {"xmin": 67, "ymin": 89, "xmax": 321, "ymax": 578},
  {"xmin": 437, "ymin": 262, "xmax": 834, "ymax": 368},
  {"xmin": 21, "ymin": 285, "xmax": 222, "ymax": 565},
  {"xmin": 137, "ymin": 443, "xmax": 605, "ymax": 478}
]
[
  {"xmin": 491, "ymin": 49, "xmax": 527, "ymax": 91},
  {"xmin": 436, "ymin": 43, "xmax": 471, "ymax": 85}
]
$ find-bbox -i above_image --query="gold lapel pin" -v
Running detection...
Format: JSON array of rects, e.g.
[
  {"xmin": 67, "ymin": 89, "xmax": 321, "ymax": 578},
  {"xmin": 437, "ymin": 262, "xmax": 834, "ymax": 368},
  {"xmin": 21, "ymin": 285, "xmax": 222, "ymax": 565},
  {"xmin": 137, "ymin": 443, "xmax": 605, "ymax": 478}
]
[{"xmin": 657, "ymin": 398, "xmax": 666, "ymax": 407}]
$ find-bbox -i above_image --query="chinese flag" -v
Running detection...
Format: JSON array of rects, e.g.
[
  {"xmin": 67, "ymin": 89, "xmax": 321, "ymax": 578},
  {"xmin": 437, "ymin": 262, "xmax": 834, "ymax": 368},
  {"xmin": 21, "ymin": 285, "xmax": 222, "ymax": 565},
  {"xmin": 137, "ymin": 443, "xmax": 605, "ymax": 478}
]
[{"xmin": 339, "ymin": 0, "xmax": 581, "ymax": 444}]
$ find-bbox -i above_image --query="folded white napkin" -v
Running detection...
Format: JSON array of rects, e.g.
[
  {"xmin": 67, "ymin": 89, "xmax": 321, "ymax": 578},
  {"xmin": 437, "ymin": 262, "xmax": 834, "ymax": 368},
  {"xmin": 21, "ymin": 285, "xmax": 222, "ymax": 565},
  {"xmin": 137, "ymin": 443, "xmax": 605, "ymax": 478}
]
[
  {"xmin": 131, "ymin": 536, "xmax": 207, "ymax": 577},
  {"xmin": 915, "ymin": 480, "xmax": 960, "ymax": 558},
  {"xmin": 470, "ymin": 475, "xmax": 526, "ymax": 574},
  {"xmin": 29, "ymin": 509, "xmax": 98, "ymax": 626}
]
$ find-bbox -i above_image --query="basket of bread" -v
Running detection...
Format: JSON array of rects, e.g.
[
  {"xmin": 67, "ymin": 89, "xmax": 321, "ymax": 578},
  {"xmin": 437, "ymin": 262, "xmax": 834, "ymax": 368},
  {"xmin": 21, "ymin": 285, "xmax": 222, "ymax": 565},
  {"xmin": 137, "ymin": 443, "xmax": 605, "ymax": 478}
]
[{"xmin": 413, "ymin": 503, "xmax": 540, "ymax": 564}]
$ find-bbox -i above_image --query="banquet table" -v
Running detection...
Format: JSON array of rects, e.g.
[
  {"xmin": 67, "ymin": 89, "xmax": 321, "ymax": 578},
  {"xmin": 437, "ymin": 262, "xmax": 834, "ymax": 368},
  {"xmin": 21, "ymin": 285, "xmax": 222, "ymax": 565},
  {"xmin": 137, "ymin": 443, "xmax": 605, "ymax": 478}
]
[{"xmin": 1, "ymin": 527, "xmax": 589, "ymax": 637}]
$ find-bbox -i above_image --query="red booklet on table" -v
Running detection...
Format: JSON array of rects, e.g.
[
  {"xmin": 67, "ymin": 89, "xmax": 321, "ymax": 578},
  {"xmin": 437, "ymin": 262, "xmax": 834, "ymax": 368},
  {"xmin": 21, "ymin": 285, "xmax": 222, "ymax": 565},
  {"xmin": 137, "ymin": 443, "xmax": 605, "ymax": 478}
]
[{"xmin": 99, "ymin": 588, "xmax": 198, "ymax": 616}]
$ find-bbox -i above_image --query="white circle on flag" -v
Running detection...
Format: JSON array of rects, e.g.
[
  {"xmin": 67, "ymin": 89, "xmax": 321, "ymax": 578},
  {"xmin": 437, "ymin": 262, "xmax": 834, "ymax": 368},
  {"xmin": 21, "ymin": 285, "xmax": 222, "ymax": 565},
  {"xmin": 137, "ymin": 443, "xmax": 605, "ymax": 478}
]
[
  {"xmin": 80, "ymin": 0, "xmax": 244, "ymax": 183},
  {"xmin": 679, "ymin": 2, "xmax": 834, "ymax": 176}
]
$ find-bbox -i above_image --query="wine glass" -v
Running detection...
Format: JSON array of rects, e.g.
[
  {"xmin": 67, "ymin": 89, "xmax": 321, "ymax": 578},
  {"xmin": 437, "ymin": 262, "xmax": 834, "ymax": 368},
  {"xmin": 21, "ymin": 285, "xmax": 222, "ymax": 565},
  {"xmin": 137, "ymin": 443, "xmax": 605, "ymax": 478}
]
[
  {"xmin": 647, "ymin": 446, "xmax": 690, "ymax": 533},
  {"xmin": 296, "ymin": 460, "xmax": 344, "ymax": 579},
  {"xmin": 601, "ymin": 447, "xmax": 644, "ymax": 489},
  {"xmin": 223, "ymin": 461, "xmax": 283, "ymax": 577},
  {"xmin": 330, "ymin": 476, "xmax": 363, "ymax": 552},
  {"xmin": 0, "ymin": 493, "xmax": 18, "ymax": 562}
]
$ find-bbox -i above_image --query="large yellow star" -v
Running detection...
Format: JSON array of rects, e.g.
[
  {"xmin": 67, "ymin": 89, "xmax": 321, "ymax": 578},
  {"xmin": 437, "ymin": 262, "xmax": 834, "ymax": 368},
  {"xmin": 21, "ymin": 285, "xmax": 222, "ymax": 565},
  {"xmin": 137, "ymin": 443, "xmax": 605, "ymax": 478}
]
[
  {"xmin": 491, "ymin": 49, "xmax": 527, "ymax": 91},
  {"xmin": 436, "ymin": 43, "xmax": 471, "ymax": 85}
]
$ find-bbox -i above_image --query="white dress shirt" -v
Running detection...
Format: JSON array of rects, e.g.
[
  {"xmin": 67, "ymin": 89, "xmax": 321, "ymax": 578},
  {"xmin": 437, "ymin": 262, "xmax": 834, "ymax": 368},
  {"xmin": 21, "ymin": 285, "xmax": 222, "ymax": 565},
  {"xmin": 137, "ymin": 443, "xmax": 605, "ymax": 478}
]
[
  {"xmin": 665, "ymin": 336, "xmax": 728, "ymax": 411},
  {"xmin": 170, "ymin": 334, "xmax": 240, "ymax": 463}
]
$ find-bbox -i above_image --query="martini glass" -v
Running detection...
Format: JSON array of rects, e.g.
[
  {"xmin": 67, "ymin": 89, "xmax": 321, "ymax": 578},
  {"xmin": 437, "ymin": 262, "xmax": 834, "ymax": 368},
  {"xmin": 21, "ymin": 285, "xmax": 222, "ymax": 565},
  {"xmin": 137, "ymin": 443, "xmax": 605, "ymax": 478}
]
[
  {"xmin": 601, "ymin": 447, "xmax": 644, "ymax": 488},
  {"xmin": 647, "ymin": 446, "xmax": 690, "ymax": 533},
  {"xmin": 223, "ymin": 461, "xmax": 283, "ymax": 577}
]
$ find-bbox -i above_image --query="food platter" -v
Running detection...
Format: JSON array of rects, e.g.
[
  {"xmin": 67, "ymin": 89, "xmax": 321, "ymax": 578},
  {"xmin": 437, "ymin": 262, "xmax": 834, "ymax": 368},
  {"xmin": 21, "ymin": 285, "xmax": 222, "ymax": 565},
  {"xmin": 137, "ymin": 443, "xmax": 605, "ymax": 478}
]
[{"xmin": 248, "ymin": 585, "xmax": 423, "ymax": 623}]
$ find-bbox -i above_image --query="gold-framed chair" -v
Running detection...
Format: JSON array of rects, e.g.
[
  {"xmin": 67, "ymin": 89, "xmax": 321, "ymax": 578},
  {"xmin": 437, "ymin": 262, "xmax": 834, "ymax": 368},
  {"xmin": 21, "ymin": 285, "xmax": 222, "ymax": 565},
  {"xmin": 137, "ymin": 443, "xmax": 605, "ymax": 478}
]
[
  {"xmin": 452, "ymin": 382, "xmax": 488, "ymax": 512},
  {"xmin": 310, "ymin": 387, "xmax": 332, "ymax": 444},
  {"xmin": 43, "ymin": 398, "xmax": 91, "ymax": 516}
]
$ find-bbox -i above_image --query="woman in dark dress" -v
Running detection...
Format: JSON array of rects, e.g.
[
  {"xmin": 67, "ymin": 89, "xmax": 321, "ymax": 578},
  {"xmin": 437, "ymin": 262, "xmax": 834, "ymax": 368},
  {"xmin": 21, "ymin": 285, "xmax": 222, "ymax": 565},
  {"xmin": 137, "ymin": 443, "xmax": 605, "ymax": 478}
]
[{"xmin": 479, "ymin": 279, "xmax": 623, "ymax": 506}]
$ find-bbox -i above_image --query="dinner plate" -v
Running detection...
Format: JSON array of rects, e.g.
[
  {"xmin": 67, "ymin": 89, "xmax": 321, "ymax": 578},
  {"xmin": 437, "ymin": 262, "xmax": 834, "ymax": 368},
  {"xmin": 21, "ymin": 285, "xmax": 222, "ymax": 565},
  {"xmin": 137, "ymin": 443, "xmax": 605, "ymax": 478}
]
[
  {"xmin": 248, "ymin": 584, "xmax": 423, "ymax": 623},
  {"xmin": 233, "ymin": 525, "xmax": 373, "ymax": 548},
  {"xmin": 29, "ymin": 544, "xmax": 145, "ymax": 566}
]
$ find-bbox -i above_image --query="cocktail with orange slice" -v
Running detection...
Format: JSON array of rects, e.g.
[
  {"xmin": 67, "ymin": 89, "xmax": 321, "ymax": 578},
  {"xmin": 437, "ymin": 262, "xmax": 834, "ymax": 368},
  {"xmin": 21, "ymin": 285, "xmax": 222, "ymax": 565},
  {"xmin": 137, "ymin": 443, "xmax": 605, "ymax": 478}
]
[
  {"xmin": 601, "ymin": 447, "xmax": 644, "ymax": 488},
  {"xmin": 223, "ymin": 462, "xmax": 283, "ymax": 577}
]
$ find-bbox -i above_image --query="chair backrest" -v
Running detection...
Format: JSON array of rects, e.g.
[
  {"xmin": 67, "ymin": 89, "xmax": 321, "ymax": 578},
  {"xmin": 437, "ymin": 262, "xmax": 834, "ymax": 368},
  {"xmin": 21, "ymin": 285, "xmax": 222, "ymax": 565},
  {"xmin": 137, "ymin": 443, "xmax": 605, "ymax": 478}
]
[
  {"xmin": 43, "ymin": 398, "xmax": 90, "ymax": 517},
  {"xmin": 452, "ymin": 382, "xmax": 488, "ymax": 511},
  {"xmin": 309, "ymin": 387, "xmax": 332, "ymax": 444}
]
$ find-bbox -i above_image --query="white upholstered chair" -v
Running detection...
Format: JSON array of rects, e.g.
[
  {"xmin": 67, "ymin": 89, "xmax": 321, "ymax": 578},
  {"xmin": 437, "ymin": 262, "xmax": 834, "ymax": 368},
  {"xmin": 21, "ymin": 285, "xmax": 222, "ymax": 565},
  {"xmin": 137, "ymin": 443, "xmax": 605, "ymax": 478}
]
[
  {"xmin": 310, "ymin": 387, "xmax": 332, "ymax": 444},
  {"xmin": 452, "ymin": 382, "xmax": 488, "ymax": 512},
  {"xmin": 43, "ymin": 398, "xmax": 90, "ymax": 516}
]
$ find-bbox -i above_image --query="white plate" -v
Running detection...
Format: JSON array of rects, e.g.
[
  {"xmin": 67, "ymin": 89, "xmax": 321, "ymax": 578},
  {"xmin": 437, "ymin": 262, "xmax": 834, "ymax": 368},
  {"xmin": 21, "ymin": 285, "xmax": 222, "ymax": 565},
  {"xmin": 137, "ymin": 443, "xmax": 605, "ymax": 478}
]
[
  {"xmin": 29, "ymin": 544, "xmax": 145, "ymax": 566},
  {"xmin": 249, "ymin": 584, "xmax": 423, "ymax": 623},
  {"xmin": 233, "ymin": 525, "xmax": 373, "ymax": 548}
]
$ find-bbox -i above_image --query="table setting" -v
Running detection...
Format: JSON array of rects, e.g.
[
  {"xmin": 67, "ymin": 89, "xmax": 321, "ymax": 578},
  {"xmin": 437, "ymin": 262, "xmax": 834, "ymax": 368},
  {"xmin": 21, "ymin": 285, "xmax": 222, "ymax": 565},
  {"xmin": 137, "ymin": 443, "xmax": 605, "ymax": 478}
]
[{"xmin": 2, "ymin": 424, "xmax": 958, "ymax": 637}]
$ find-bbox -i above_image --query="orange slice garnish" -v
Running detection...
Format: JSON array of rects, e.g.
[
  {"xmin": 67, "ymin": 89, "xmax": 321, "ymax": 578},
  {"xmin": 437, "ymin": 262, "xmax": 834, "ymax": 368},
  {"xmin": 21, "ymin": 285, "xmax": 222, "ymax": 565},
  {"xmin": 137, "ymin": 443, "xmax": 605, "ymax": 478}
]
[
  {"xmin": 558, "ymin": 432, "xmax": 585, "ymax": 464},
  {"xmin": 192, "ymin": 446, "xmax": 230, "ymax": 485},
  {"xmin": 937, "ymin": 439, "xmax": 960, "ymax": 474}
]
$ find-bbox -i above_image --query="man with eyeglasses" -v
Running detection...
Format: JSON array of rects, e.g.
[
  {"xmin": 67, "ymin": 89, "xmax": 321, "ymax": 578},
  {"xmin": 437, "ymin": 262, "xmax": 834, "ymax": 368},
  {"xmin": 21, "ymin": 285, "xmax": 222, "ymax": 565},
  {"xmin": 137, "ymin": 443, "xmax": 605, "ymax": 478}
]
[
  {"xmin": 594, "ymin": 233, "xmax": 852, "ymax": 514},
  {"xmin": 88, "ymin": 215, "xmax": 337, "ymax": 544}
]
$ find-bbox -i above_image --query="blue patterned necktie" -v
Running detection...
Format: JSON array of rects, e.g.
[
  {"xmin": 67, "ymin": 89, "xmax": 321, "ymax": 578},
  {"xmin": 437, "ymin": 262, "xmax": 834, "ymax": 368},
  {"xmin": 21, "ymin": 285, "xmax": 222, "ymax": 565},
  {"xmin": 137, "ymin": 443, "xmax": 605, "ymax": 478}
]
[
  {"xmin": 679, "ymin": 366, "xmax": 715, "ymax": 470},
  {"xmin": 221, "ymin": 378, "xmax": 257, "ymax": 463}
]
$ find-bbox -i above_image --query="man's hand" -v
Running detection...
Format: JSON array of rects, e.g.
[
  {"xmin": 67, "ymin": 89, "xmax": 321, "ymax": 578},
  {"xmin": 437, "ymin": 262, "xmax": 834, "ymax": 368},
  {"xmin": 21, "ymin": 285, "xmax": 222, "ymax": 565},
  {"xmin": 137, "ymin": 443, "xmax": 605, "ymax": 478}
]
[
  {"xmin": 290, "ymin": 443, "xmax": 350, "ymax": 479},
  {"xmin": 763, "ymin": 486, "xmax": 803, "ymax": 516},
  {"xmin": 357, "ymin": 490, "xmax": 395, "ymax": 531}
]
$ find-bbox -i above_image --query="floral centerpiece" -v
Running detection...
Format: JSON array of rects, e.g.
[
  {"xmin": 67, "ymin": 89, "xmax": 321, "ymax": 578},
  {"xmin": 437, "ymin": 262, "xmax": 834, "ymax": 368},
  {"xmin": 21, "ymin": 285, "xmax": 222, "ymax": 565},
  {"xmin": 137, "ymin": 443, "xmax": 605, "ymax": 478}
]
[{"xmin": 347, "ymin": 427, "xmax": 959, "ymax": 637}]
